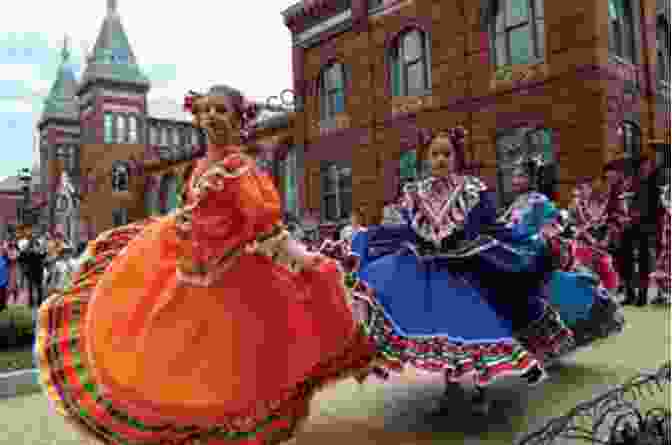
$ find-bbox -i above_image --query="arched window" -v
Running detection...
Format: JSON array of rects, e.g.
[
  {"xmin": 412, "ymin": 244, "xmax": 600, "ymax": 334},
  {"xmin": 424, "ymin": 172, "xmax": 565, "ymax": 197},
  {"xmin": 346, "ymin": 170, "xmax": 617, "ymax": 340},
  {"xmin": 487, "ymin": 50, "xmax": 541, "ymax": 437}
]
[
  {"xmin": 608, "ymin": 0, "xmax": 636, "ymax": 62},
  {"xmin": 191, "ymin": 128, "xmax": 200, "ymax": 146},
  {"xmin": 161, "ymin": 127, "xmax": 168, "ymax": 146},
  {"xmin": 128, "ymin": 116, "xmax": 138, "ymax": 143},
  {"xmin": 104, "ymin": 113, "xmax": 114, "ymax": 143},
  {"xmin": 490, "ymin": 0, "xmax": 545, "ymax": 67},
  {"xmin": 657, "ymin": 15, "xmax": 670, "ymax": 86},
  {"xmin": 111, "ymin": 162, "xmax": 129, "ymax": 192},
  {"xmin": 116, "ymin": 115, "xmax": 126, "ymax": 143},
  {"xmin": 159, "ymin": 174, "xmax": 178, "ymax": 215},
  {"xmin": 389, "ymin": 29, "xmax": 431, "ymax": 96},
  {"xmin": 319, "ymin": 62, "xmax": 346, "ymax": 121},
  {"xmin": 172, "ymin": 128, "xmax": 180, "ymax": 145},
  {"xmin": 496, "ymin": 126, "xmax": 556, "ymax": 205}
]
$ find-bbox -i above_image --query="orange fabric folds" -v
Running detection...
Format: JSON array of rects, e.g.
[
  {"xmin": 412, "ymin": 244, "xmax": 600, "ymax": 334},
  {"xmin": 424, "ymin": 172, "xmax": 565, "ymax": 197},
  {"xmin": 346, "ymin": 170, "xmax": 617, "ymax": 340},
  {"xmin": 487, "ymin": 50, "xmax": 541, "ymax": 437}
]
[{"xmin": 84, "ymin": 155, "xmax": 365, "ymax": 427}]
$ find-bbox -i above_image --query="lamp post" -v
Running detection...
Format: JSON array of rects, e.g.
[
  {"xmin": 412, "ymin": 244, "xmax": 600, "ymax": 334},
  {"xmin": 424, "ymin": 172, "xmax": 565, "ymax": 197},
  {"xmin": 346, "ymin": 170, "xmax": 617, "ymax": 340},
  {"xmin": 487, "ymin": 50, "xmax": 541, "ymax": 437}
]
[{"xmin": 17, "ymin": 167, "xmax": 32, "ymax": 226}]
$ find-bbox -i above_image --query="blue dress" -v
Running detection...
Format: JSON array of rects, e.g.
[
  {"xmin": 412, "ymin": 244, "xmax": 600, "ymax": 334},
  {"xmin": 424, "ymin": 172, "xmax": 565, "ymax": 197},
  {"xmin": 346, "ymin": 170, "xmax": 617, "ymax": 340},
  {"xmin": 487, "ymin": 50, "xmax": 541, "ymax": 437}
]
[
  {"xmin": 351, "ymin": 176, "xmax": 574, "ymax": 387},
  {"xmin": 498, "ymin": 192, "xmax": 625, "ymax": 347}
]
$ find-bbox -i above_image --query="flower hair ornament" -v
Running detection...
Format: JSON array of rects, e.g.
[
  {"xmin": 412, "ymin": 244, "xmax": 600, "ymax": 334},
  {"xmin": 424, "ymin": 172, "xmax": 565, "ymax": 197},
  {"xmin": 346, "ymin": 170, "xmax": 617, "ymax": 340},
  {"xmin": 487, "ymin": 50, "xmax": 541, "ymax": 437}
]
[{"xmin": 183, "ymin": 88, "xmax": 260, "ymax": 144}]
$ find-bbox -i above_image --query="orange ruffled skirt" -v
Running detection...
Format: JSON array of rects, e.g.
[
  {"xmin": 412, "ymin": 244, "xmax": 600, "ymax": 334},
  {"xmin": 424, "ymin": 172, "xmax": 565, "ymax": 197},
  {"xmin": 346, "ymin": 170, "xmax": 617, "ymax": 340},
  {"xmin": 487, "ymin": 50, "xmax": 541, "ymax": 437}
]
[{"xmin": 35, "ymin": 216, "xmax": 375, "ymax": 445}]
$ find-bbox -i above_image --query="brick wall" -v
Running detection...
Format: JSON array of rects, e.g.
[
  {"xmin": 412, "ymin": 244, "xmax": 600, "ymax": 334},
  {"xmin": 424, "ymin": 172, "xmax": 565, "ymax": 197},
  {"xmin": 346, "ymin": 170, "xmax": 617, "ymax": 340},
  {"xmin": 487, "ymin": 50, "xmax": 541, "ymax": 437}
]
[{"xmin": 284, "ymin": 0, "xmax": 665, "ymax": 219}]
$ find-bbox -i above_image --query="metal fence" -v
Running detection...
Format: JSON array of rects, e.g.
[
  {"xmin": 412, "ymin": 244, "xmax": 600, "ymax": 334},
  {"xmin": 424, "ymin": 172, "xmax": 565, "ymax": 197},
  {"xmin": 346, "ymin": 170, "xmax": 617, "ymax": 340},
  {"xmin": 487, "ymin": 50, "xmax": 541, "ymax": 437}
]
[{"xmin": 517, "ymin": 361, "xmax": 670, "ymax": 445}]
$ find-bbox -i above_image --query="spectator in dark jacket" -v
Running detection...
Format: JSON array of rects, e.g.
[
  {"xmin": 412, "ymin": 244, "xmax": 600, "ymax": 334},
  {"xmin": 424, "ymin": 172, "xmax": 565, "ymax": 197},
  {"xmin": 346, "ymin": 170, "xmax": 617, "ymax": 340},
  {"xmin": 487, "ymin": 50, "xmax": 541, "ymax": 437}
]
[
  {"xmin": 18, "ymin": 237, "xmax": 47, "ymax": 308},
  {"xmin": 618, "ymin": 157, "xmax": 660, "ymax": 306}
]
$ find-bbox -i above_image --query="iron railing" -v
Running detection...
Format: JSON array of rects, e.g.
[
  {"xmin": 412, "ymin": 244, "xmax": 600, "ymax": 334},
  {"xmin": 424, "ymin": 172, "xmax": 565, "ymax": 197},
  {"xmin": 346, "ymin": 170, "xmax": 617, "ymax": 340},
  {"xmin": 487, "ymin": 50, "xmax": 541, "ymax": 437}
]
[{"xmin": 517, "ymin": 361, "xmax": 671, "ymax": 445}]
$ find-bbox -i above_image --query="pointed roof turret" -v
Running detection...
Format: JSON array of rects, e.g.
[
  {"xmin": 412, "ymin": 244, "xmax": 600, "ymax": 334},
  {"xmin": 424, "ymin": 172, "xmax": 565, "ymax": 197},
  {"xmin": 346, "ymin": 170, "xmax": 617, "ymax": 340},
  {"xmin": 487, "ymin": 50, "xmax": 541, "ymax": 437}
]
[
  {"xmin": 39, "ymin": 35, "xmax": 79, "ymax": 127},
  {"xmin": 78, "ymin": 0, "xmax": 150, "ymax": 93}
]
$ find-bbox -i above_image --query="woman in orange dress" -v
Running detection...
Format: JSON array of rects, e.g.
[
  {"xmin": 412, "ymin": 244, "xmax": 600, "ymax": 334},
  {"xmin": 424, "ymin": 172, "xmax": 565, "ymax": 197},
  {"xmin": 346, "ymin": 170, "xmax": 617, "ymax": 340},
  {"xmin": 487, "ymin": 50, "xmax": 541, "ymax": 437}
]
[{"xmin": 35, "ymin": 85, "xmax": 376, "ymax": 445}]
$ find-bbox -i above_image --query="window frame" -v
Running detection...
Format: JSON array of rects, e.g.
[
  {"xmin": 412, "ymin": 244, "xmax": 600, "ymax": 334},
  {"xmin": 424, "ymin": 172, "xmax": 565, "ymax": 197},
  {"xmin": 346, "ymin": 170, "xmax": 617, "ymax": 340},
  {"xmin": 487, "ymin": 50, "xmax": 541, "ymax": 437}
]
[
  {"xmin": 128, "ymin": 115, "xmax": 138, "ymax": 143},
  {"xmin": 319, "ymin": 62, "xmax": 347, "ymax": 122},
  {"xmin": 115, "ymin": 114, "xmax": 127, "ymax": 144},
  {"xmin": 389, "ymin": 28, "xmax": 433, "ymax": 96},
  {"xmin": 111, "ymin": 162, "xmax": 130, "ymax": 193},
  {"xmin": 319, "ymin": 161, "xmax": 352, "ymax": 223},
  {"xmin": 112, "ymin": 208, "xmax": 128, "ymax": 227},
  {"xmin": 103, "ymin": 112, "xmax": 114, "ymax": 144},
  {"xmin": 150, "ymin": 124, "xmax": 158, "ymax": 145},
  {"xmin": 284, "ymin": 148, "xmax": 299, "ymax": 217},
  {"xmin": 172, "ymin": 127, "xmax": 180, "ymax": 146},
  {"xmin": 489, "ymin": 0, "xmax": 545, "ymax": 68},
  {"xmin": 608, "ymin": 0, "xmax": 637, "ymax": 63},
  {"xmin": 159, "ymin": 174, "xmax": 179, "ymax": 215},
  {"xmin": 399, "ymin": 148, "xmax": 419, "ymax": 184},
  {"xmin": 656, "ymin": 15, "xmax": 670, "ymax": 87}
]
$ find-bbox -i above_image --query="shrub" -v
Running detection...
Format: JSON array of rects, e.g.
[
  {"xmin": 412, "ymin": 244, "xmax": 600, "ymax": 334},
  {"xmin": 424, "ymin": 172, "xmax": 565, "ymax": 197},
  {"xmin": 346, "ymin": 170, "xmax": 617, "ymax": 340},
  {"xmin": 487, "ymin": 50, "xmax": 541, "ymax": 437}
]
[{"xmin": 0, "ymin": 305, "xmax": 35, "ymax": 348}]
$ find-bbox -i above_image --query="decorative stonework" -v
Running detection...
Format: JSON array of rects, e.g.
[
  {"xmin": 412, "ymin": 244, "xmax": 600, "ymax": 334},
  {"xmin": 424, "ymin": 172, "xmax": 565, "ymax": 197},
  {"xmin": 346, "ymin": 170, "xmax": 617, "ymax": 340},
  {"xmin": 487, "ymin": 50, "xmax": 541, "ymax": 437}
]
[
  {"xmin": 390, "ymin": 95, "xmax": 436, "ymax": 118},
  {"xmin": 490, "ymin": 62, "xmax": 550, "ymax": 90}
]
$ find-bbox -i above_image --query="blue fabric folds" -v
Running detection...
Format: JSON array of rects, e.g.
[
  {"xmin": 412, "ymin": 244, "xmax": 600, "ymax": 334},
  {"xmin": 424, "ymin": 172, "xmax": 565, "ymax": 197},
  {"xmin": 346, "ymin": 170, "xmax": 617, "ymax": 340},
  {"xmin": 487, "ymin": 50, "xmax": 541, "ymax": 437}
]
[
  {"xmin": 499, "ymin": 194, "xmax": 600, "ymax": 327},
  {"xmin": 0, "ymin": 255, "xmax": 8, "ymax": 288},
  {"xmin": 352, "ymin": 191, "xmax": 549, "ymax": 342}
]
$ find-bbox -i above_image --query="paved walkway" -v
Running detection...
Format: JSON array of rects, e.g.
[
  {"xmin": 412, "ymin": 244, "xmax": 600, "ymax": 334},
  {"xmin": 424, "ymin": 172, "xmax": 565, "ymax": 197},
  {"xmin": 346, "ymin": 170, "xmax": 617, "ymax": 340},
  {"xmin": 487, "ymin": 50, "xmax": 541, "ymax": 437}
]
[{"xmin": 1, "ymin": 306, "xmax": 669, "ymax": 445}]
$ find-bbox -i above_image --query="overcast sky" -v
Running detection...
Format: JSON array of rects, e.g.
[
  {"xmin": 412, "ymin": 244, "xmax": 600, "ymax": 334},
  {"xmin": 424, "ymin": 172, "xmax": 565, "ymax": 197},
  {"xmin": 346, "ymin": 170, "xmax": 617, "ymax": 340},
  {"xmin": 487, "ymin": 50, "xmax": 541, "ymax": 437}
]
[{"xmin": 0, "ymin": 0, "xmax": 297, "ymax": 182}]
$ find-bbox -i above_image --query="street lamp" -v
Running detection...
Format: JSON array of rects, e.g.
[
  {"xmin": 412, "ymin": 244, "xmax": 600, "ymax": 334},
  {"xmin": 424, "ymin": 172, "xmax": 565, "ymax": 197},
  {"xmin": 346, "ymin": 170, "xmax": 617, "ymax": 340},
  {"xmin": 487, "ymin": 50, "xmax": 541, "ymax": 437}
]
[{"xmin": 17, "ymin": 167, "xmax": 32, "ymax": 225}]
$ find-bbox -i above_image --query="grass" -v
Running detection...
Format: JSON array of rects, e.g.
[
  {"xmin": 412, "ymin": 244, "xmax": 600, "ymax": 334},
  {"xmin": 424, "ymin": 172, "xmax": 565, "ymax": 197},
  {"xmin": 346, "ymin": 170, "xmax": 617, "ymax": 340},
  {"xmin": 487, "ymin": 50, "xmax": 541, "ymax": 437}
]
[
  {"xmin": 0, "ymin": 304, "xmax": 35, "ymax": 373},
  {"xmin": 0, "ymin": 345, "xmax": 34, "ymax": 373}
]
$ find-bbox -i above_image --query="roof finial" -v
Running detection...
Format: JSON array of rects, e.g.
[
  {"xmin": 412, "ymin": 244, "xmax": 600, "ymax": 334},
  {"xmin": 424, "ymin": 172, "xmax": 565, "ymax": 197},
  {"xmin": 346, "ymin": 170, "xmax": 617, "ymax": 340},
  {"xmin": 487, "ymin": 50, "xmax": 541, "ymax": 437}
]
[
  {"xmin": 107, "ymin": 0, "xmax": 117, "ymax": 15},
  {"xmin": 61, "ymin": 35, "xmax": 70, "ymax": 62}
]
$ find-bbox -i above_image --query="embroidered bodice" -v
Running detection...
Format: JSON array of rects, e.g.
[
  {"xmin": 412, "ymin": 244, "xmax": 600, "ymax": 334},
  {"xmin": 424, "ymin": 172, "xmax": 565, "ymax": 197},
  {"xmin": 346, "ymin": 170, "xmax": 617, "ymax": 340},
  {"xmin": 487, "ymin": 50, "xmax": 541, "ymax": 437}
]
[
  {"xmin": 401, "ymin": 175, "xmax": 487, "ymax": 247},
  {"xmin": 569, "ymin": 184, "xmax": 616, "ymax": 231},
  {"xmin": 173, "ymin": 153, "xmax": 309, "ymax": 286}
]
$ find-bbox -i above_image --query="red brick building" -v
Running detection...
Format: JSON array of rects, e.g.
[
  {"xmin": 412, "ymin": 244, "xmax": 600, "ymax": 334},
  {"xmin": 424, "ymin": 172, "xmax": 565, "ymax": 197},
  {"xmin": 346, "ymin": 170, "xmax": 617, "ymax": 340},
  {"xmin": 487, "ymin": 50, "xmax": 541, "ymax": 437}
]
[{"xmin": 279, "ymin": 0, "xmax": 670, "ymax": 226}]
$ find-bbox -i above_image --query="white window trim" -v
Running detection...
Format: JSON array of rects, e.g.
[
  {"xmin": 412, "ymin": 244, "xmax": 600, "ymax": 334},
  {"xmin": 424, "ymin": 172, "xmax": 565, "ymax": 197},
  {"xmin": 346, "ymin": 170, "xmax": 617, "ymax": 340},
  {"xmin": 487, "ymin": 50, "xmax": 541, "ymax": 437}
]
[
  {"xmin": 389, "ymin": 29, "xmax": 433, "ymax": 97},
  {"xmin": 319, "ymin": 63, "xmax": 347, "ymax": 121},
  {"xmin": 320, "ymin": 163, "xmax": 352, "ymax": 222},
  {"xmin": 489, "ymin": 0, "xmax": 545, "ymax": 68},
  {"xmin": 104, "ymin": 112, "xmax": 114, "ymax": 144}
]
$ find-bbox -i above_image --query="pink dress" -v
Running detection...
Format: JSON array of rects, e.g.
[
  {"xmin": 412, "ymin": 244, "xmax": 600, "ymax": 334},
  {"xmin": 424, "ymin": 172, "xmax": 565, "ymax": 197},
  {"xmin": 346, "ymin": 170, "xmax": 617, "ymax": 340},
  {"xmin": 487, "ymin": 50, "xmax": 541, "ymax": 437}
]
[{"xmin": 651, "ymin": 185, "xmax": 670, "ymax": 294}]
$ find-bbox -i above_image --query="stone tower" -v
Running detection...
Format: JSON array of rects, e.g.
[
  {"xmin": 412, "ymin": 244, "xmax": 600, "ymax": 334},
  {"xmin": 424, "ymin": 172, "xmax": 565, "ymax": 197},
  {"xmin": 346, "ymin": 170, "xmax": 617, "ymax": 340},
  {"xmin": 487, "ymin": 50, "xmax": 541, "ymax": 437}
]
[
  {"xmin": 77, "ymin": 0, "xmax": 150, "ymax": 145},
  {"xmin": 37, "ymin": 36, "xmax": 80, "ymax": 231}
]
